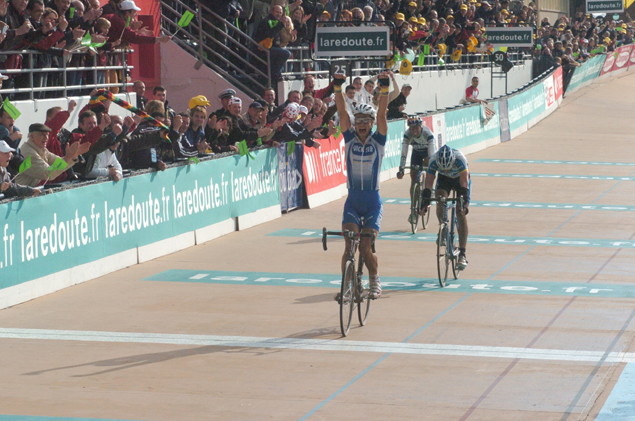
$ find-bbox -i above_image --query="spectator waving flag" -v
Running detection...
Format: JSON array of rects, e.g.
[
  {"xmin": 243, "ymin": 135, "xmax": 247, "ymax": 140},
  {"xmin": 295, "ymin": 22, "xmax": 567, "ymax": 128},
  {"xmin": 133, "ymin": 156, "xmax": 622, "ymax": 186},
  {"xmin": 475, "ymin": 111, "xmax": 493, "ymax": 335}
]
[
  {"xmin": 89, "ymin": 89, "xmax": 171, "ymax": 142},
  {"xmin": 173, "ymin": 10, "xmax": 195, "ymax": 36}
]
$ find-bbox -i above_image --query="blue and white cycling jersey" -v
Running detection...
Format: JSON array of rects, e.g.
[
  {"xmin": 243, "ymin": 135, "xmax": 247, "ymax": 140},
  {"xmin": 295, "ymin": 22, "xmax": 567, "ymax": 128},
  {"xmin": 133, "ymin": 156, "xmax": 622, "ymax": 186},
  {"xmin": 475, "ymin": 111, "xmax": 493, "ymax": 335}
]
[
  {"xmin": 427, "ymin": 147, "xmax": 469, "ymax": 179},
  {"xmin": 399, "ymin": 126, "xmax": 437, "ymax": 168},
  {"xmin": 343, "ymin": 127, "xmax": 387, "ymax": 191}
]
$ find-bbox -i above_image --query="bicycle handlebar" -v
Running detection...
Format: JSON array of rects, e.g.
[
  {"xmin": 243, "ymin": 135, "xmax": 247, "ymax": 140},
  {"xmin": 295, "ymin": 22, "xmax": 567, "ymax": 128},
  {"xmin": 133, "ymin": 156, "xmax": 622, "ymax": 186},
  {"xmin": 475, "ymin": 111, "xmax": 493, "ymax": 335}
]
[{"xmin": 322, "ymin": 228, "xmax": 376, "ymax": 252}]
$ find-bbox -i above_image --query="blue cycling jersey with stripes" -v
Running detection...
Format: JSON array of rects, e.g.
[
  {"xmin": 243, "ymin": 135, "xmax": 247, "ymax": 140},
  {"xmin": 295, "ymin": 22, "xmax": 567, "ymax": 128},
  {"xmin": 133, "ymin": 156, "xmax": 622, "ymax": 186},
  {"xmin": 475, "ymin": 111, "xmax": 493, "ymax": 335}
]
[{"xmin": 343, "ymin": 127, "xmax": 387, "ymax": 191}]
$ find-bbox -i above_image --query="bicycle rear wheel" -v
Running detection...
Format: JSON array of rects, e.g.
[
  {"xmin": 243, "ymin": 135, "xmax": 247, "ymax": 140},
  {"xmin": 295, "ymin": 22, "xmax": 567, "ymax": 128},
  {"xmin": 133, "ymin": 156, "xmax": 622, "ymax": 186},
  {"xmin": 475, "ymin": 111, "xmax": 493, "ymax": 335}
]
[
  {"xmin": 436, "ymin": 224, "xmax": 449, "ymax": 287},
  {"xmin": 410, "ymin": 183, "xmax": 421, "ymax": 234},
  {"xmin": 357, "ymin": 272, "xmax": 371, "ymax": 326},
  {"xmin": 340, "ymin": 260, "xmax": 355, "ymax": 336}
]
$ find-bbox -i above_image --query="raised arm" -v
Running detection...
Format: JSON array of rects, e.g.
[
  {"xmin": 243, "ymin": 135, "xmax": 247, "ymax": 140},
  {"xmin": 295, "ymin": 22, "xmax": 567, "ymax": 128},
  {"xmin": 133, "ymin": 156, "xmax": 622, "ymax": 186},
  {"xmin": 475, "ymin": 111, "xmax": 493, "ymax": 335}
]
[
  {"xmin": 376, "ymin": 72, "xmax": 390, "ymax": 136},
  {"xmin": 333, "ymin": 73, "xmax": 350, "ymax": 132}
]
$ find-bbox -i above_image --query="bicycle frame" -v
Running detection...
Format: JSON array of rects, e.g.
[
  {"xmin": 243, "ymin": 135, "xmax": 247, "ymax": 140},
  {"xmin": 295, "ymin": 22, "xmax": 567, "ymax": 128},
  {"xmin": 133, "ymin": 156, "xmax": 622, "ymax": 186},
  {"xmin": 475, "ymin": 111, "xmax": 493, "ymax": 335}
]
[
  {"xmin": 322, "ymin": 227, "xmax": 376, "ymax": 336},
  {"xmin": 433, "ymin": 193, "xmax": 462, "ymax": 286},
  {"xmin": 403, "ymin": 165, "xmax": 430, "ymax": 233}
]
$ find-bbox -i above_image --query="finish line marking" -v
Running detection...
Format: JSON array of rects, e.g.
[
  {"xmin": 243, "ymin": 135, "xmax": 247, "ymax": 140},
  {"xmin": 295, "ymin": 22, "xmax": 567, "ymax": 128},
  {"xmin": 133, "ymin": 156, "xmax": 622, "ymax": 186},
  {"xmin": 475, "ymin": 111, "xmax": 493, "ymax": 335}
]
[{"xmin": 1, "ymin": 327, "xmax": 635, "ymax": 364}]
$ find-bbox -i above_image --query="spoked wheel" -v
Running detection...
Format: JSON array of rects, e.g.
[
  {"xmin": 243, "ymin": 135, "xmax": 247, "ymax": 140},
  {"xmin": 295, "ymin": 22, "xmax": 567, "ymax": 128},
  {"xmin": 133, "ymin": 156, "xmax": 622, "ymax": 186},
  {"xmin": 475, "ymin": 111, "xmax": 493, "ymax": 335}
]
[
  {"xmin": 436, "ymin": 224, "xmax": 449, "ymax": 287},
  {"xmin": 451, "ymin": 231, "xmax": 461, "ymax": 279},
  {"xmin": 410, "ymin": 184, "xmax": 421, "ymax": 234},
  {"xmin": 357, "ymin": 273, "xmax": 371, "ymax": 326},
  {"xmin": 340, "ymin": 260, "xmax": 355, "ymax": 336}
]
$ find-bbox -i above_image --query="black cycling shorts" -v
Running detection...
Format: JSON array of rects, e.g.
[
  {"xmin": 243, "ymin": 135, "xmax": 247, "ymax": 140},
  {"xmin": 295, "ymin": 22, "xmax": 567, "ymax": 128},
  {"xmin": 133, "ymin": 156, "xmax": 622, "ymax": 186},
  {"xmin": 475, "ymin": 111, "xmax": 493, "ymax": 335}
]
[{"xmin": 436, "ymin": 174, "xmax": 471, "ymax": 203}]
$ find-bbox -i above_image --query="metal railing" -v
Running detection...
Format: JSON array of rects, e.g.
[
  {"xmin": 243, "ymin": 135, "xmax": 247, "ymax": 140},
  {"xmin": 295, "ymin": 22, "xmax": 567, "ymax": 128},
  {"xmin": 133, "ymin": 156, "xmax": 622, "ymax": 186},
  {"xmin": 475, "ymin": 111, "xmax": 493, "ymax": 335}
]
[
  {"xmin": 160, "ymin": 0, "xmax": 272, "ymax": 98},
  {"xmin": 282, "ymin": 45, "xmax": 531, "ymax": 78},
  {"xmin": 0, "ymin": 49, "xmax": 133, "ymax": 100}
]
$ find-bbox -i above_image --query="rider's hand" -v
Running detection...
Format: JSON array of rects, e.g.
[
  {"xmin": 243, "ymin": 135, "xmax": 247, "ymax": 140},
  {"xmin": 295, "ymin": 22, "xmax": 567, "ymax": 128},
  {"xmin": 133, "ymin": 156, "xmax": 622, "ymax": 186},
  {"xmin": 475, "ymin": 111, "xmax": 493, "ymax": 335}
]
[
  {"xmin": 420, "ymin": 188, "xmax": 432, "ymax": 213},
  {"xmin": 459, "ymin": 187, "xmax": 469, "ymax": 215},
  {"xmin": 397, "ymin": 169, "xmax": 404, "ymax": 179}
]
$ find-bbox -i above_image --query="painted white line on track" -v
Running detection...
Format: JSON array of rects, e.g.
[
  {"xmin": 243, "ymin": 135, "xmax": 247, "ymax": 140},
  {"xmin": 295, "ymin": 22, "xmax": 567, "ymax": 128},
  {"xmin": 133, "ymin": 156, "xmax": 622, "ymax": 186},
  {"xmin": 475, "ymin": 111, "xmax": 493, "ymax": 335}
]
[{"xmin": 1, "ymin": 328, "xmax": 634, "ymax": 364}]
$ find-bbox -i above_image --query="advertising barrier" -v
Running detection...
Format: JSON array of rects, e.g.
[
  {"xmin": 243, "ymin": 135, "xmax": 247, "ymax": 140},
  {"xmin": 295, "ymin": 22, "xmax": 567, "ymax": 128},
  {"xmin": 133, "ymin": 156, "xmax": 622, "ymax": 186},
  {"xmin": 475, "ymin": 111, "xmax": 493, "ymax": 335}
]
[
  {"xmin": 278, "ymin": 144, "xmax": 304, "ymax": 212},
  {"xmin": 443, "ymin": 102, "xmax": 501, "ymax": 152},
  {"xmin": 303, "ymin": 134, "xmax": 347, "ymax": 208},
  {"xmin": 0, "ymin": 149, "xmax": 280, "ymax": 306},
  {"xmin": 506, "ymin": 82, "xmax": 545, "ymax": 137},
  {"xmin": 566, "ymin": 54, "xmax": 606, "ymax": 93}
]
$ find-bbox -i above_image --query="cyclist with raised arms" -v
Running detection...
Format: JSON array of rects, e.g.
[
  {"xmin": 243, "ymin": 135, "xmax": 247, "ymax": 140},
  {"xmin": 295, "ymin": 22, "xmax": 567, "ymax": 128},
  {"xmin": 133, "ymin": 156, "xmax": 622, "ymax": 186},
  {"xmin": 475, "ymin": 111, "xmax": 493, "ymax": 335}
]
[
  {"xmin": 334, "ymin": 70, "xmax": 391, "ymax": 300},
  {"xmin": 420, "ymin": 145, "xmax": 470, "ymax": 270},
  {"xmin": 396, "ymin": 117, "xmax": 438, "ymax": 223}
]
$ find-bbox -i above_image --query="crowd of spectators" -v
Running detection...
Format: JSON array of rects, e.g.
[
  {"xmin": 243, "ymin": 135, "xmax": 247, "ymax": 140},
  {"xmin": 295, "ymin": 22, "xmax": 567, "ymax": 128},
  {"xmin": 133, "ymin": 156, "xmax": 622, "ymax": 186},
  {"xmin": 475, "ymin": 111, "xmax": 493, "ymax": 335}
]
[
  {"xmin": 0, "ymin": 0, "xmax": 171, "ymax": 99},
  {"xmin": 533, "ymin": 12, "xmax": 635, "ymax": 77}
]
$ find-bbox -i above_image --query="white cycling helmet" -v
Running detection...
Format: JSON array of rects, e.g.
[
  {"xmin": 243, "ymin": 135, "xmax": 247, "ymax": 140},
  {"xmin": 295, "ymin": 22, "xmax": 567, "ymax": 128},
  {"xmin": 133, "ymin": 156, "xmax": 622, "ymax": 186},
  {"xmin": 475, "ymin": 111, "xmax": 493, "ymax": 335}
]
[
  {"xmin": 352, "ymin": 103, "xmax": 376, "ymax": 119},
  {"xmin": 437, "ymin": 145, "xmax": 456, "ymax": 171},
  {"xmin": 283, "ymin": 102, "xmax": 300, "ymax": 121}
]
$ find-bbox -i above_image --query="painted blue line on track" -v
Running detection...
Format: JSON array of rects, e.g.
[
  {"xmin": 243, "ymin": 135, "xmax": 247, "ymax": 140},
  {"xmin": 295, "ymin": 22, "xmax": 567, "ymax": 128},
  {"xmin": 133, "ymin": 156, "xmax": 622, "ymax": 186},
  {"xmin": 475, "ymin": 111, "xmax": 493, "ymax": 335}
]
[
  {"xmin": 475, "ymin": 158, "xmax": 635, "ymax": 166},
  {"xmin": 596, "ymin": 363, "xmax": 635, "ymax": 420},
  {"xmin": 382, "ymin": 198, "xmax": 635, "ymax": 212},
  {"xmin": 471, "ymin": 173, "xmax": 635, "ymax": 181},
  {"xmin": 297, "ymin": 294, "xmax": 472, "ymax": 420}
]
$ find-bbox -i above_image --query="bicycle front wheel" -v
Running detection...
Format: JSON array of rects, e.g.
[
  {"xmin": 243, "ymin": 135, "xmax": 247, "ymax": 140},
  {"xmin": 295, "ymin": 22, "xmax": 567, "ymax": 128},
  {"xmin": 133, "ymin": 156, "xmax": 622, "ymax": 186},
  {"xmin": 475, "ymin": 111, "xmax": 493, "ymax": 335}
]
[
  {"xmin": 410, "ymin": 183, "xmax": 421, "ymax": 234},
  {"xmin": 436, "ymin": 224, "xmax": 449, "ymax": 287},
  {"xmin": 357, "ymin": 272, "xmax": 371, "ymax": 326},
  {"xmin": 451, "ymin": 224, "xmax": 461, "ymax": 280},
  {"xmin": 340, "ymin": 260, "xmax": 355, "ymax": 336}
]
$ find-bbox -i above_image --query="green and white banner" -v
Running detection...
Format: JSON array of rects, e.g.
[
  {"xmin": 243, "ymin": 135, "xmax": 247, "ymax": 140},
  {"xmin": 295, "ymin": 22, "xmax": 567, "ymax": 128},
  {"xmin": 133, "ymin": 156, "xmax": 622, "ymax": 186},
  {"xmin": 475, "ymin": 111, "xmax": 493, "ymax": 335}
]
[
  {"xmin": 381, "ymin": 119, "xmax": 407, "ymax": 171},
  {"xmin": 506, "ymin": 83, "xmax": 545, "ymax": 134},
  {"xmin": 566, "ymin": 54, "xmax": 605, "ymax": 93},
  {"xmin": 0, "ymin": 149, "xmax": 280, "ymax": 289},
  {"xmin": 443, "ymin": 103, "xmax": 500, "ymax": 150}
]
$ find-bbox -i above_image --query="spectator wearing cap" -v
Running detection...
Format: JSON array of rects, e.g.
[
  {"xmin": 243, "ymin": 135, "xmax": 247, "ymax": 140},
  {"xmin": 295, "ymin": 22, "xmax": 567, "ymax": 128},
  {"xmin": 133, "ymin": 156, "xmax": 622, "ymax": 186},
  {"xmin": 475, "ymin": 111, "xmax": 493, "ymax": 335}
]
[
  {"xmin": 189, "ymin": 95, "xmax": 210, "ymax": 111},
  {"xmin": 133, "ymin": 80, "xmax": 147, "ymax": 111},
  {"xmin": 211, "ymin": 88, "xmax": 235, "ymax": 120},
  {"xmin": 103, "ymin": 0, "xmax": 171, "ymax": 48},
  {"xmin": 454, "ymin": 4, "xmax": 468, "ymax": 26},
  {"xmin": 0, "ymin": 140, "xmax": 39, "ymax": 198},
  {"xmin": 387, "ymin": 83, "xmax": 412, "ymax": 120},
  {"xmin": 223, "ymin": 97, "xmax": 273, "ymax": 147},
  {"xmin": 404, "ymin": 1, "xmax": 418, "ymax": 21},
  {"xmin": 15, "ymin": 123, "xmax": 90, "ymax": 187},
  {"xmin": 242, "ymin": 101, "xmax": 278, "ymax": 145}
]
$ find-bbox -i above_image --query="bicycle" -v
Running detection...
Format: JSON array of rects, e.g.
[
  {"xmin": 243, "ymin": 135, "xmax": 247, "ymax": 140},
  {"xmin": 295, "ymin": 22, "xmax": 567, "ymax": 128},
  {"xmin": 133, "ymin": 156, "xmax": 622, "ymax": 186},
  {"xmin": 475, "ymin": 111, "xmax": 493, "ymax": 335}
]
[
  {"xmin": 403, "ymin": 165, "xmax": 431, "ymax": 234},
  {"xmin": 322, "ymin": 227, "xmax": 376, "ymax": 337},
  {"xmin": 425, "ymin": 192, "xmax": 463, "ymax": 287}
]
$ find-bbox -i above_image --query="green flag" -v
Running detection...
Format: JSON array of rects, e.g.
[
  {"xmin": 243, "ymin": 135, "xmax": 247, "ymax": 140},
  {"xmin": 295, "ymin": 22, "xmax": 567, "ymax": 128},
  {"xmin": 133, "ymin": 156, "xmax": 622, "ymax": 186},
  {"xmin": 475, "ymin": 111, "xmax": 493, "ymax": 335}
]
[
  {"xmin": 423, "ymin": 44, "xmax": 430, "ymax": 55},
  {"xmin": 178, "ymin": 10, "xmax": 195, "ymax": 27},
  {"xmin": 69, "ymin": 6, "xmax": 75, "ymax": 18},
  {"xmin": 257, "ymin": 138, "xmax": 262, "ymax": 146},
  {"xmin": 18, "ymin": 155, "xmax": 31, "ymax": 173},
  {"xmin": 126, "ymin": 15, "xmax": 131, "ymax": 27},
  {"xmin": 417, "ymin": 53, "xmax": 425, "ymax": 66},
  {"xmin": 188, "ymin": 156, "xmax": 200, "ymax": 165},
  {"xmin": 47, "ymin": 157, "xmax": 68, "ymax": 173},
  {"xmin": 334, "ymin": 126, "xmax": 341, "ymax": 138},
  {"xmin": 286, "ymin": 141, "xmax": 295, "ymax": 156},
  {"xmin": 3, "ymin": 97, "xmax": 20, "ymax": 120},
  {"xmin": 238, "ymin": 140, "xmax": 255, "ymax": 160}
]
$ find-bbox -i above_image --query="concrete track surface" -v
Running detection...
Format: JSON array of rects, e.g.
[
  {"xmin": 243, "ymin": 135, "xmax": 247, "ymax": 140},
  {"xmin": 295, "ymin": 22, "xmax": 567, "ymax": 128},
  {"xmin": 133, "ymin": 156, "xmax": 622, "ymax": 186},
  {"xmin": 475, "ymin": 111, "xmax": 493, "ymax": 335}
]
[{"xmin": 2, "ymin": 73, "xmax": 635, "ymax": 421}]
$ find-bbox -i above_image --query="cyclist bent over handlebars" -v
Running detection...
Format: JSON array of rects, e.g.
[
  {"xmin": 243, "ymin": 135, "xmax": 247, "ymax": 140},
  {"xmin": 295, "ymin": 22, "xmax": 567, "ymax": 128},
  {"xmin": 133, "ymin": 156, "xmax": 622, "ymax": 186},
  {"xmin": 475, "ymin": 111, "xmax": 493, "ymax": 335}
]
[
  {"xmin": 420, "ymin": 145, "xmax": 471, "ymax": 270},
  {"xmin": 396, "ymin": 117, "xmax": 438, "ymax": 223},
  {"xmin": 334, "ymin": 71, "xmax": 391, "ymax": 299}
]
